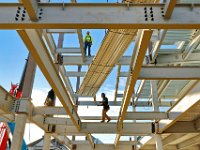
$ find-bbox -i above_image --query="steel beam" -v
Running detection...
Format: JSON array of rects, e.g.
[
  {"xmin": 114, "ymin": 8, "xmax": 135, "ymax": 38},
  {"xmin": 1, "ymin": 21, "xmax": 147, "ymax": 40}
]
[
  {"xmin": 155, "ymin": 134, "xmax": 163, "ymax": 150},
  {"xmin": 114, "ymin": 65, "xmax": 121, "ymax": 102},
  {"xmin": 159, "ymin": 82, "xmax": 200, "ymax": 133},
  {"xmin": 156, "ymin": 53, "xmax": 200, "ymax": 65},
  {"xmin": 63, "ymin": 53, "xmax": 200, "ymax": 66},
  {"xmin": 65, "ymin": 66, "xmax": 200, "ymax": 80},
  {"xmin": 56, "ymin": 48, "xmax": 81, "ymax": 54},
  {"xmin": 0, "ymin": 3, "xmax": 200, "ymax": 29},
  {"xmin": 176, "ymin": 134, "xmax": 200, "ymax": 150},
  {"xmin": 43, "ymin": 133, "xmax": 51, "ymax": 150},
  {"xmin": 162, "ymin": 134, "xmax": 186, "ymax": 147},
  {"xmin": 46, "ymin": 29, "xmax": 77, "ymax": 33},
  {"xmin": 133, "ymin": 80, "xmax": 146, "ymax": 105},
  {"xmin": 10, "ymin": 114, "xmax": 27, "ymax": 150},
  {"xmin": 151, "ymin": 29, "xmax": 167, "ymax": 62},
  {"xmin": 33, "ymin": 112, "xmax": 167, "ymax": 121},
  {"xmin": 163, "ymin": 121, "xmax": 200, "ymax": 133},
  {"xmin": 55, "ymin": 122, "xmax": 153, "ymax": 135},
  {"xmin": 183, "ymin": 33, "xmax": 200, "ymax": 60},
  {"xmin": 33, "ymin": 101, "xmax": 172, "ymax": 115},
  {"xmin": 17, "ymin": 29, "xmax": 81, "ymax": 130}
]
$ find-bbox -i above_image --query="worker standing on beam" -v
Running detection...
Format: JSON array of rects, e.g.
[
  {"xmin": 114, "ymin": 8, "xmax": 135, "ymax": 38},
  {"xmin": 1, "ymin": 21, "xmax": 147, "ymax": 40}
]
[
  {"xmin": 83, "ymin": 31, "xmax": 93, "ymax": 57},
  {"xmin": 98, "ymin": 93, "xmax": 111, "ymax": 123}
]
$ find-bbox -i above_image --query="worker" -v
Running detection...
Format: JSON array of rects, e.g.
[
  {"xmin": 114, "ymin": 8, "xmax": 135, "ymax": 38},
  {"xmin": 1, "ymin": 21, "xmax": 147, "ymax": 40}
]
[
  {"xmin": 83, "ymin": 31, "xmax": 93, "ymax": 57},
  {"xmin": 44, "ymin": 89, "xmax": 56, "ymax": 107},
  {"xmin": 98, "ymin": 93, "xmax": 111, "ymax": 123},
  {"xmin": 44, "ymin": 89, "xmax": 56, "ymax": 132}
]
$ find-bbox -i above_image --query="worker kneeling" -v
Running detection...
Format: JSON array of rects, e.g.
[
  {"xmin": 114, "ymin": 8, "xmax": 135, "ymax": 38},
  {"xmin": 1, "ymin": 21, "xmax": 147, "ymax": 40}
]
[{"xmin": 98, "ymin": 93, "xmax": 111, "ymax": 123}]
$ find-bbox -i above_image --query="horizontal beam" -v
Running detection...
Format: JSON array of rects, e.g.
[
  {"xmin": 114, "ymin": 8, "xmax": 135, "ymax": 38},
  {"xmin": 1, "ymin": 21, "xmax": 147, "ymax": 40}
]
[
  {"xmin": 33, "ymin": 111, "xmax": 167, "ymax": 121},
  {"xmin": 159, "ymin": 82, "xmax": 200, "ymax": 133},
  {"xmin": 46, "ymin": 29, "xmax": 77, "ymax": 33},
  {"xmin": 63, "ymin": 53, "xmax": 200, "ymax": 65},
  {"xmin": 56, "ymin": 48, "xmax": 81, "ymax": 54},
  {"xmin": 33, "ymin": 102, "xmax": 173, "ymax": 115},
  {"xmin": 176, "ymin": 134, "xmax": 200, "ymax": 149},
  {"xmin": 156, "ymin": 53, "xmax": 200, "ymax": 65},
  {"xmin": 1, "ymin": 3, "xmax": 200, "ymax": 29},
  {"xmin": 163, "ymin": 121, "xmax": 200, "ymax": 133},
  {"xmin": 55, "ymin": 122, "xmax": 153, "ymax": 135},
  {"xmin": 65, "ymin": 66, "xmax": 200, "ymax": 79},
  {"xmin": 126, "ymin": 112, "xmax": 167, "ymax": 120}
]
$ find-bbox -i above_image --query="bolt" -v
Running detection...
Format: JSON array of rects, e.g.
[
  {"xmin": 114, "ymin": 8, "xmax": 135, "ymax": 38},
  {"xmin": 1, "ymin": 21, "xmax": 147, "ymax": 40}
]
[
  {"xmin": 15, "ymin": 17, "xmax": 18, "ymax": 21},
  {"xmin": 21, "ymin": 17, "xmax": 24, "ymax": 21}
]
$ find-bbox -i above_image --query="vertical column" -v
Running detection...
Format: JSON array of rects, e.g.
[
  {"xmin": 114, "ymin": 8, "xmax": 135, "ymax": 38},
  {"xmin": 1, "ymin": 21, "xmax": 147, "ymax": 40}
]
[
  {"xmin": 155, "ymin": 134, "xmax": 163, "ymax": 150},
  {"xmin": 132, "ymin": 93, "xmax": 137, "ymax": 150},
  {"xmin": 43, "ymin": 133, "xmax": 51, "ymax": 150},
  {"xmin": 10, "ymin": 114, "xmax": 27, "ymax": 150},
  {"xmin": 150, "ymin": 80, "xmax": 159, "ymax": 112}
]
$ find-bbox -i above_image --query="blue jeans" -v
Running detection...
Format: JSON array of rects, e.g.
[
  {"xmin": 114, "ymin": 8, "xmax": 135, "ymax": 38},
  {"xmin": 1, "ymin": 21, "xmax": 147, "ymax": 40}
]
[{"xmin": 84, "ymin": 42, "xmax": 91, "ymax": 56}]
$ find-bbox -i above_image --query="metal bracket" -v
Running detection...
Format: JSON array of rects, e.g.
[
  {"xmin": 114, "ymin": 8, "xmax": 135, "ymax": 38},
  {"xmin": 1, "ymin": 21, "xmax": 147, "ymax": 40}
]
[{"xmin": 151, "ymin": 122, "xmax": 155, "ymax": 133}]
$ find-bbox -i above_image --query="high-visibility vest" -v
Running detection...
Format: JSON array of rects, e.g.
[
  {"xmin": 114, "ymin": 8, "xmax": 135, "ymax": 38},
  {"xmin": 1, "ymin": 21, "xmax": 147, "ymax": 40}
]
[{"xmin": 84, "ymin": 35, "xmax": 92, "ymax": 42}]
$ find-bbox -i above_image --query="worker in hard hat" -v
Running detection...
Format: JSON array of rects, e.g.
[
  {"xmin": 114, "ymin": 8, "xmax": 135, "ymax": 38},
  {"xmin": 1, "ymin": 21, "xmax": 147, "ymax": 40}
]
[
  {"xmin": 98, "ymin": 93, "xmax": 111, "ymax": 123},
  {"xmin": 83, "ymin": 31, "xmax": 93, "ymax": 57}
]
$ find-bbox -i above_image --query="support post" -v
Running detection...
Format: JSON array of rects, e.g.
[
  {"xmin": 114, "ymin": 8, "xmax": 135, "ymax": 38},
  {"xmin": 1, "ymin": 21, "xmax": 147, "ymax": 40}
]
[
  {"xmin": 43, "ymin": 133, "xmax": 51, "ymax": 150},
  {"xmin": 150, "ymin": 80, "xmax": 159, "ymax": 111},
  {"xmin": 155, "ymin": 134, "xmax": 163, "ymax": 150},
  {"xmin": 10, "ymin": 114, "xmax": 27, "ymax": 150}
]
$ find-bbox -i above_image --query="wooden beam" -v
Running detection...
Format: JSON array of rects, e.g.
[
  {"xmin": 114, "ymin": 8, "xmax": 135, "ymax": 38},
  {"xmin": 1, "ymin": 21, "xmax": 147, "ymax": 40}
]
[
  {"xmin": 17, "ymin": 29, "xmax": 81, "ymax": 131},
  {"xmin": 115, "ymin": 29, "xmax": 152, "ymax": 147},
  {"xmin": 20, "ymin": 0, "xmax": 38, "ymax": 21},
  {"xmin": 164, "ymin": 0, "xmax": 177, "ymax": 19},
  {"xmin": 176, "ymin": 134, "xmax": 200, "ymax": 150}
]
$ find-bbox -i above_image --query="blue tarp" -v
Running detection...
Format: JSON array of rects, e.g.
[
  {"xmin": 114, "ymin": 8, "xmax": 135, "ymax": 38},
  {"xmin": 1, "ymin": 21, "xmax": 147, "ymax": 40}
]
[{"xmin": 8, "ymin": 122, "xmax": 28, "ymax": 150}]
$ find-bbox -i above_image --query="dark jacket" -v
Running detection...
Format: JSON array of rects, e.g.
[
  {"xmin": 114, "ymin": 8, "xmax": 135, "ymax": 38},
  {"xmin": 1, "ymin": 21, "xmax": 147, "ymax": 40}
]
[{"xmin": 102, "ymin": 97, "xmax": 110, "ymax": 110}]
